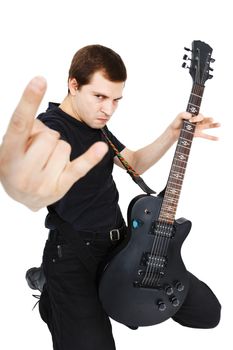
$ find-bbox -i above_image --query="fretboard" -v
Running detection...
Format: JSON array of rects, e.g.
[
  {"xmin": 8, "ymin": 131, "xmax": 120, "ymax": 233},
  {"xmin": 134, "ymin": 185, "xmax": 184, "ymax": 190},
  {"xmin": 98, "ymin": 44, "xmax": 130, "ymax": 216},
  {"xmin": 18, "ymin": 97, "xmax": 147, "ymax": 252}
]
[{"xmin": 158, "ymin": 84, "xmax": 205, "ymax": 224}]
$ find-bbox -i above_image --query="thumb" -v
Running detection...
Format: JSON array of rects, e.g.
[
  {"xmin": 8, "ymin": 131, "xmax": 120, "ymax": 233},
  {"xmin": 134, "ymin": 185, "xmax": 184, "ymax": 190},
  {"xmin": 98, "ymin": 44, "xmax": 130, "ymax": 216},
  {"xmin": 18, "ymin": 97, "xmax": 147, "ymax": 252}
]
[{"xmin": 59, "ymin": 141, "xmax": 108, "ymax": 192}]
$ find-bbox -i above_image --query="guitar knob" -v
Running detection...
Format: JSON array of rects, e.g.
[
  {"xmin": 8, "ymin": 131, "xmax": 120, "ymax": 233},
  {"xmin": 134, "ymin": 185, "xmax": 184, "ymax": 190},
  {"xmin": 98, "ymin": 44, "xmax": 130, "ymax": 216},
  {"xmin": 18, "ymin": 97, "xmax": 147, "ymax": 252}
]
[
  {"xmin": 157, "ymin": 300, "xmax": 167, "ymax": 312},
  {"xmin": 170, "ymin": 296, "xmax": 180, "ymax": 307},
  {"xmin": 164, "ymin": 285, "xmax": 174, "ymax": 296},
  {"xmin": 175, "ymin": 281, "xmax": 184, "ymax": 292}
]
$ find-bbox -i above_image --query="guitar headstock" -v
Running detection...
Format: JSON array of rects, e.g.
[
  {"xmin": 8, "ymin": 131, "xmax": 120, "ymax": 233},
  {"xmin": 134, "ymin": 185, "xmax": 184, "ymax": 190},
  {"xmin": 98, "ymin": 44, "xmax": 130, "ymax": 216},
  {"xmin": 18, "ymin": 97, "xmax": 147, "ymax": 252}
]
[{"xmin": 182, "ymin": 40, "xmax": 214, "ymax": 85}]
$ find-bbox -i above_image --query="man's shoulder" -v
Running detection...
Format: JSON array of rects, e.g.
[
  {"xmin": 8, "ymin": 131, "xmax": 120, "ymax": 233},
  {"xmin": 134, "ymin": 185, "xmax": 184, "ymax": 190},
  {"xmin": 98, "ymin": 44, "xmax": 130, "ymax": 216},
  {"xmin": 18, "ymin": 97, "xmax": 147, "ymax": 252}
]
[
  {"xmin": 37, "ymin": 102, "xmax": 61, "ymax": 122},
  {"xmin": 37, "ymin": 102, "xmax": 69, "ymax": 141}
]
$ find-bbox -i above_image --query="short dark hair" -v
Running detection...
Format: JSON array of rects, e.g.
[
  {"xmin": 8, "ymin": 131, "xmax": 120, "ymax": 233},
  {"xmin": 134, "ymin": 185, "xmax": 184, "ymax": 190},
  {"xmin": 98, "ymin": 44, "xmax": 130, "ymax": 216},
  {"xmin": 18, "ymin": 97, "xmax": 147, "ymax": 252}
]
[{"xmin": 68, "ymin": 44, "xmax": 127, "ymax": 89}]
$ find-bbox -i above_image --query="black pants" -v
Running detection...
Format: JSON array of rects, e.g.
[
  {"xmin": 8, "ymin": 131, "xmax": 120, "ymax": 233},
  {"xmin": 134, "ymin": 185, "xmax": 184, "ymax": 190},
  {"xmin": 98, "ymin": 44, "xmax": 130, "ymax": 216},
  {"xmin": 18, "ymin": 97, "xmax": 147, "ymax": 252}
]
[{"xmin": 39, "ymin": 230, "xmax": 221, "ymax": 350}]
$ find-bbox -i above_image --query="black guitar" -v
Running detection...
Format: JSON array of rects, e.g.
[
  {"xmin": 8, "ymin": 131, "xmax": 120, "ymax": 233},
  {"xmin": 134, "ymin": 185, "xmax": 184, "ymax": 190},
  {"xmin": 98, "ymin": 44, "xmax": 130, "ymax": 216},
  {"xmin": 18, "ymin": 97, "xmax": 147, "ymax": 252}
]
[{"xmin": 99, "ymin": 40, "xmax": 214, "ymax": 327}]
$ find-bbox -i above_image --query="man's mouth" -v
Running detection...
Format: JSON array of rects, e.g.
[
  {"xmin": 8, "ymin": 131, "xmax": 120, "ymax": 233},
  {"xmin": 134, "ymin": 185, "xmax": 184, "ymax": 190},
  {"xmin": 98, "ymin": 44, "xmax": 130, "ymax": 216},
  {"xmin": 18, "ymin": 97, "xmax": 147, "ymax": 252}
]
[{"xmin": 97, "ymin": 117, "xmax": 109, "ymax": 122}]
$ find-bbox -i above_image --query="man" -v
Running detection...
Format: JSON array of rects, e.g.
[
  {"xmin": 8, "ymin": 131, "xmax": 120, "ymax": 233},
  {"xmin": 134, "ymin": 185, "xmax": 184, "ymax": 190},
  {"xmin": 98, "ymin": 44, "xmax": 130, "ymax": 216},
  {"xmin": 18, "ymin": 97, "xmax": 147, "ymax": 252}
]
[{"xmin": 0, "ymin": 45, "xmax": 221, "ymax": 350}]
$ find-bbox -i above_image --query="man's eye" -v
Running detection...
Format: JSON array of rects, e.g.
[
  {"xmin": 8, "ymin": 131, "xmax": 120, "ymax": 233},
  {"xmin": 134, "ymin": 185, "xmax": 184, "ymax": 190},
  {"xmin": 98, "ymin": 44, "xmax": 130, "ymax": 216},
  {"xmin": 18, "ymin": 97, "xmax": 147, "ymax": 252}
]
[{"xmin": 95, "ymin": 95, "xmax": 104, "ymax": 100}]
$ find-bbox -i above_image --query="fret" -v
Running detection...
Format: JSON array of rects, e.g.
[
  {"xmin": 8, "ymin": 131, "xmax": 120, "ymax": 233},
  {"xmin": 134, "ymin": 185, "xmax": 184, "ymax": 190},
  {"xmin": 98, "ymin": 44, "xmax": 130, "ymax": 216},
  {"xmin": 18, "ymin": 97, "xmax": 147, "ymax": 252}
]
[
  {"xmin": 159, "ymin": 212, "xmax": 174, "ymax": 219},
  {"xmin": 165, "ymin": 193, "xmax": 179, "ymax": 200},
  {"xmin": 177, "ymin": 143, "xmax": 191, "ymax": 151},
  {"xmin": 179, "ymin": 133, "xmax": 193, "ymax": 141},
  {"xmin": 179, "ymin": 137, "xmax": 192, "ymax": 147},
  {"xmin": 171, "ymin": 164, "xmax": 186, "ymax": 171},
  {"xmin": 163, "ymin": 202, "xmax": 178, "ymax": 208},
  {"xmin": 163, "ymin": 197, "xmax": 178, "ymax": 204},
  {"xmin": 173, "ymin": 160, "xmax": 187, "ymax": 167},
  {"xmin": 187, "ymin": 105, "xmax": 199, "ymax": 114},
  {"xmin": 167, "ymin": 180, "xmax": 182, "ymax": 188},
  {"xmin": 180, "ymin": 128, "xmax": 195, "ymax": 136},
  {"xmin": 159, "ymin": 214, "xmax": 174, "ymax": 223},
  {"xmin": 167, "ymin": 181, "xmax": 182, "ymax": 188},
  {"xmin": 178, "ymin": 134, "xmax": 193, "ymax": 142},
  {"xmin": 174, "ymin": 154, "xmax": 188, "ymax": 162},
  {"xmin": 175, "ymin": 151, "xmax": 188, "ymax": 159},
  {"xmin": 165, "ymin": 193, "xmax": 179, "ymax": 201},
  {"xmin": 191, "ymin": 92, "xmax": 202, "ymax": 98},
  {"xmin": 162, "ymin": 206, "xmax": 175, "ymax": 213},
  {"xmin": 183, "ymin": 121, "xmax": 195, "ymax": 132},
  {"xmin": 166, "ymin": 188, "xmax": 179, "ymax": 196},
  {"xmin": 188, "ymin": 102, "xmax": 200, "ymax": 109},
  {"xmin": 170, "ymin": 174, "xmax": 184, "ymax": 181},
  {"xmin": 171, "ymin": 170, "xmax": 185, "ymax": 178},
  {"xmin": 177, "ymin": 140, "xmax": 192, "ymax": 148},
  {"xmin": 176, "ymin": 149, "xmax": 190, "ymax": 158}
]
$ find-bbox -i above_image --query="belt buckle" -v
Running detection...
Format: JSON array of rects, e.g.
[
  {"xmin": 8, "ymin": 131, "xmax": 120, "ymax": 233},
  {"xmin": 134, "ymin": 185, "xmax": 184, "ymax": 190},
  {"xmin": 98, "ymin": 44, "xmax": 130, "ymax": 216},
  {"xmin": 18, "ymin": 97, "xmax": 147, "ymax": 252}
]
[{"xmin": 110, "ymin": 228, "xmax": 120, "ymax": 241}]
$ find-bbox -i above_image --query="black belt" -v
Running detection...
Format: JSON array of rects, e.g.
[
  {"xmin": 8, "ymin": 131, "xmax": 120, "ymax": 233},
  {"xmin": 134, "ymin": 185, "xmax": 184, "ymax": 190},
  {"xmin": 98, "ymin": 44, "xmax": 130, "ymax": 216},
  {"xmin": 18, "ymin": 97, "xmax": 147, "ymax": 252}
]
[
  {"xmin": 45, "ymin": 212, "xmax": 127, "ymax": 242},
  {"xmin": 48, "ymin": 225, "xmax": 127, "ymax": 243}
]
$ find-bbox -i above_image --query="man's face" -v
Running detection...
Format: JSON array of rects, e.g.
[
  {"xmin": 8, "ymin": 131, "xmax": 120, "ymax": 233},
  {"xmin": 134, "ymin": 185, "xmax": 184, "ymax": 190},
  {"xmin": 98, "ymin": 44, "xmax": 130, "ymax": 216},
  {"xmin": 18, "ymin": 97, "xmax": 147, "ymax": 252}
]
[{"xmin": 71, "ymin": 71, "xmax": 124, "ymax": 129}]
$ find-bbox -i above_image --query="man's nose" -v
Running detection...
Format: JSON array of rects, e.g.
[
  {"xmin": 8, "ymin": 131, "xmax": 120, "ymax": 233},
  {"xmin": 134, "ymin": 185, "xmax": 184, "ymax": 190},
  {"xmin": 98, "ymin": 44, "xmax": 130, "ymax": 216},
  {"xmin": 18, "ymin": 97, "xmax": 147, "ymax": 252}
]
[{"xmin": 101, "ymin": 101, "xmax": 115, "ymax": 117}]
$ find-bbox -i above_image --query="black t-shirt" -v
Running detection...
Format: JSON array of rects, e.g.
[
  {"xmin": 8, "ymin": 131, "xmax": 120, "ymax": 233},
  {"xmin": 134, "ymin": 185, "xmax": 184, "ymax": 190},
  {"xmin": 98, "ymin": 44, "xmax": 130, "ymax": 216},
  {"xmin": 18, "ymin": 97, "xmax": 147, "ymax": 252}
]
[{"xmin": 37, "ymin": 102, "xmax": 125, "ymax": 232}]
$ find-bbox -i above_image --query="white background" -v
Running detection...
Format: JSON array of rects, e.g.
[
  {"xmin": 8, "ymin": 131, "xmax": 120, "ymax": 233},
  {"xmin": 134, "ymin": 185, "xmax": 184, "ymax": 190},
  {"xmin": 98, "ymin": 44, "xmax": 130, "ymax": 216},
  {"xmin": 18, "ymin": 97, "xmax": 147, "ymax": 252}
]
[{"xmin": 0, "ymin": 0, "xmax": 232, "ymax": 349}]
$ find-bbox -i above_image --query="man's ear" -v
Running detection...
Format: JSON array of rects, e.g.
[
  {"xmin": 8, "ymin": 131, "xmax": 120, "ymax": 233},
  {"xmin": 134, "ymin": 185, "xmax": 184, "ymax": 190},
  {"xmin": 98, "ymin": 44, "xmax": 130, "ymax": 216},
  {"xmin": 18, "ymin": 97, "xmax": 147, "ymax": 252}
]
[{"xmin": 68, "ymin": 78, "xmax": 78, "ymax": 95}]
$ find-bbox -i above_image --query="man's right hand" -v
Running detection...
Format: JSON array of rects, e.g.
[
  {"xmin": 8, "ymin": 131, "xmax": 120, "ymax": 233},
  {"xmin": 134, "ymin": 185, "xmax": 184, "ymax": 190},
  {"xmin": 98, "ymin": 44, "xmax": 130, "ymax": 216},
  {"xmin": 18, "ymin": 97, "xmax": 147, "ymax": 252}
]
[{"xmin": 0, "ymin": 77, "xmax": 108, "ymax": 211}]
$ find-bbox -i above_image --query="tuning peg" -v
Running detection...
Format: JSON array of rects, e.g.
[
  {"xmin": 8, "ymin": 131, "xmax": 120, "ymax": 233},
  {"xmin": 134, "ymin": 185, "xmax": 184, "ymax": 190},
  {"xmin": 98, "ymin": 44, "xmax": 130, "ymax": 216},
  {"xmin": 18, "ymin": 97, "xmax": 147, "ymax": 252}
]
[
  {"xmin": 210, "ymin": 58, "xmax": 215, "ymax": 63},
  {"xmin": 209, "ymin": 67, "xmax": 214, "ymax": 71},
  {"xmin": 208, "ymin": 74, "xmax": 213, "ymax": 79},
  {"xmin": 183, "ymin": 54, "xmax": 191, "ymax": 61},
  {"xmin": 184, "ymin": 47, "xmax": 192, "ymax": 52},
  {"xmin": 182, "ymin": 62, "xmax": 190, "ymax": 69}
]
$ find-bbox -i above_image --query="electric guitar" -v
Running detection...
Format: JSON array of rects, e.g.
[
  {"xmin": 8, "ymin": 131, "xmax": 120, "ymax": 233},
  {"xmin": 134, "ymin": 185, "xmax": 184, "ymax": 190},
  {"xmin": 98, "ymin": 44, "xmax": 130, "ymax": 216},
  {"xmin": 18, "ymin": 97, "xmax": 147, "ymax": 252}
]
[{"xmin": 99, "ymin": 40, "xmax": 215, "ymax": 327}]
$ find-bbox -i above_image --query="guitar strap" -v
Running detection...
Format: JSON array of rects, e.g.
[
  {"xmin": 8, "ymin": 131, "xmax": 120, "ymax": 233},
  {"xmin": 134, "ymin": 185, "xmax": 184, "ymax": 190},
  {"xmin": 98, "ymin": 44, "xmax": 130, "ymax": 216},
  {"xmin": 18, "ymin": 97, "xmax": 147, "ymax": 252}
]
[{"xmin": 101, "ymin": 127, "xmax": 156, "ymax": 195}]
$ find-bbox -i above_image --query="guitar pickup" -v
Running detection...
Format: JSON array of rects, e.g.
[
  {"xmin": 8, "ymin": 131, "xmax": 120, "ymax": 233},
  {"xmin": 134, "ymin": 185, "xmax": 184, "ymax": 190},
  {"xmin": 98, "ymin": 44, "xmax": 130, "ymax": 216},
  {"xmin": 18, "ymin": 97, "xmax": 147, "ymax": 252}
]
[
  {"xmin": 140, "ymin": 252, "xmax": 167, "ymax": 269},
  {"xmin": 149, "ymin": 221, "xmax": 175, "ymax": 238}
]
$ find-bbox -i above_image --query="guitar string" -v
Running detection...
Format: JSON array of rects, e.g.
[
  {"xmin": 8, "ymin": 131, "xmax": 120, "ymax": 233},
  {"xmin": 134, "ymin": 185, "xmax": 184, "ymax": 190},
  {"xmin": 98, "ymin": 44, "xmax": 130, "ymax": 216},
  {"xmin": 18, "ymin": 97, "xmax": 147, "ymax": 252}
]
[
  {"xmin": 146, "ymin": 132, "xmax": 189, "ymax": 286},
  {"xmin": 148, "ymin": 132, "xmax": 187, "ymax": 286},
  {"xmin": 153, "ymin": 89, "xmax": 199, "ymax": 282},
  {"xmin": 142, "ymin": 84, "xmax": 201, "ymax": 287},
  {"xmin": 141, "ymin": 221, "xmax": 160, "ymax": 286},
  {"xmin": 142, "ymin": 218, "xmax": 166, "ymax": 286},
  {"xmin": 142, "ymin": 148, "xmax": 184, "ymax": 286},
  {"xmin": 144, "ymin": 221, "xmax": 164, "ymax": 286}
]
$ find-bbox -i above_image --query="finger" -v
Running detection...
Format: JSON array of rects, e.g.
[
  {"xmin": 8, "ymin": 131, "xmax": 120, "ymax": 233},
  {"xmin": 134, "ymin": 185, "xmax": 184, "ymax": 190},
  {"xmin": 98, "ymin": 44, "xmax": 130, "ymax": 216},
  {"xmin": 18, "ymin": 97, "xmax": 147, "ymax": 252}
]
[
  {"xmin": 197, "ymin": 132, "xmax": 219, "ymax": 141},
  {"xmin": 206, "ymin": 122, "xmax": 221, "ymax": 129},
  {"xmin": 189, "ymin": 114, "xmax": 207, "ymax": 123},
  {"xmin": 25, "ymin": 119, "xmax": 60, "ymax": 151},
  {"xmin": 189, "ymin": 113, "xmax": 213, "ymax": 123},
  {"xmin": 2, "ymin": 77, "xmax": 47, "ymax": 153},
  {"xmin": 58, "ymin": 142, "xmax": 108, "ymax": 193},
  {"xmin": 43, "ymin": 139, "xmax": 71, "ymax": 176},
  {"xmin": 197, "ymin": 121, "xmax": 221, "ymax": 130},
  {"xmin": 179, "ymin": 112, "xmax": 193, "ymax": 120},
  {"xmin": 24, "ymin": 129, "xmax": 60, "ymax": 169}
]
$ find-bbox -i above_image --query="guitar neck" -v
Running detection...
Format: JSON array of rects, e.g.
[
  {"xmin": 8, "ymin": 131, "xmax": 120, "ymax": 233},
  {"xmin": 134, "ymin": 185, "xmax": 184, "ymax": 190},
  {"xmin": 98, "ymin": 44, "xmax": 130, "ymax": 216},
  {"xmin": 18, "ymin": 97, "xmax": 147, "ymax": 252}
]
[{"xmin": 158, "ymin": 83, "xmax": 205, "ymax": 224}]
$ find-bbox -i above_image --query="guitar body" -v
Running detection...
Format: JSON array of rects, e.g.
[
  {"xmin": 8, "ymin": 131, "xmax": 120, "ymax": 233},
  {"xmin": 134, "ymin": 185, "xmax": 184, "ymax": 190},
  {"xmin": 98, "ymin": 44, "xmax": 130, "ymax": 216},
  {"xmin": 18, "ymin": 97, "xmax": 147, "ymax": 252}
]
[{"xmin": 99, "ymin": 194, "xmax": 191, "ymax": 327}]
